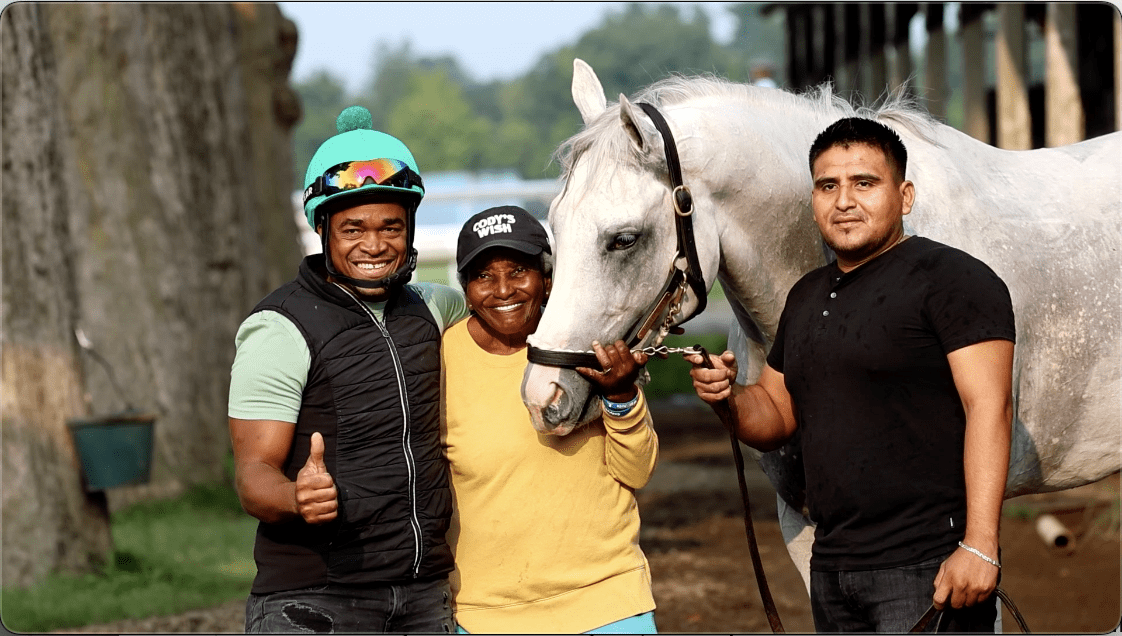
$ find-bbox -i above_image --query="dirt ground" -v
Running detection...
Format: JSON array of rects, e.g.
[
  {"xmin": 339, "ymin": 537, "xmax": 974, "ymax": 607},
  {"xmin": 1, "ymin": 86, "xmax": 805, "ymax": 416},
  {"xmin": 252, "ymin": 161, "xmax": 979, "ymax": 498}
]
[
  {"xmin": 639, "ymin": 399, "xmax": 1121, "ymax": 634},
  {"xmin": 69, "ymin": 398, "xmax": 1120, "ymax": 634}
]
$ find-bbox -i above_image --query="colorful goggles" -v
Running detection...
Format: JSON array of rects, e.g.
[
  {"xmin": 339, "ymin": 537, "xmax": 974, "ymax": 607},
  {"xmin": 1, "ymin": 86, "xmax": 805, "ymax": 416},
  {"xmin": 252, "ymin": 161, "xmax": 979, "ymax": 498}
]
[{"xmin": 303, "ymin": 158, "xmax": 424, "ymax": 206}]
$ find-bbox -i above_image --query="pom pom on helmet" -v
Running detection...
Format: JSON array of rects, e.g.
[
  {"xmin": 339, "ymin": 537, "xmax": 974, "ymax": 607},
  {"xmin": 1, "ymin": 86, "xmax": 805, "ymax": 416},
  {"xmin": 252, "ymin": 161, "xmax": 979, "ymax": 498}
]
[{"xmin": 302, "ymin": 106, "xmax": 425, "ymax": 230}]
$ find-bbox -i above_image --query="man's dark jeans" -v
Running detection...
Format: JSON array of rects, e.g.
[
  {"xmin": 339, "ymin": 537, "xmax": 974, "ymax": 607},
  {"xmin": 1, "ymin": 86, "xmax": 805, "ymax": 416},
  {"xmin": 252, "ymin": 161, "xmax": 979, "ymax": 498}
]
[
  {"xmin": 245, "ymin": 577, "xmax": 454, "ymax": 633},
  {"xmin": 810, "ymin": 554, "xmax": 998, "ymax": 632}
]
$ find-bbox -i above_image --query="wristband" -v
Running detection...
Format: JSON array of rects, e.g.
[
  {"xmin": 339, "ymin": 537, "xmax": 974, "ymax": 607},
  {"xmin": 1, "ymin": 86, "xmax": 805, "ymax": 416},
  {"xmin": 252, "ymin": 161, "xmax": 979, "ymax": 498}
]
[
  {"xmin": 601, "ymin": 392, "xmax": 640, "ymax": 417},
  {"xmin": 958, "ymin": 541, "xmax": 1000, "ymax": 568}
]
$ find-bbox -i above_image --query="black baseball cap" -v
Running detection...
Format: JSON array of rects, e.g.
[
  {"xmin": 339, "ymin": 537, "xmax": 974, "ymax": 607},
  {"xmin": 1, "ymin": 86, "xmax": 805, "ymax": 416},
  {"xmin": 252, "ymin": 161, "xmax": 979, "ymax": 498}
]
[{"xmin": 456, "ymin": 205, "xmax": 551, "ymax": 273}]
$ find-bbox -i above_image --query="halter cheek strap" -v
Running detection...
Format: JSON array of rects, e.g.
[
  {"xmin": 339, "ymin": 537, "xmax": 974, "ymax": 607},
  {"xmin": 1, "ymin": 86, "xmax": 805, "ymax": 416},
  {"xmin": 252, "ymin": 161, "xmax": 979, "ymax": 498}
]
[
  {"xmin": 526, "ymin": 101, "xmax": 708, "ymax": 371},
  {"xmin": 637, "ymin": 101, "xmax": 709, "ymax": 321}
]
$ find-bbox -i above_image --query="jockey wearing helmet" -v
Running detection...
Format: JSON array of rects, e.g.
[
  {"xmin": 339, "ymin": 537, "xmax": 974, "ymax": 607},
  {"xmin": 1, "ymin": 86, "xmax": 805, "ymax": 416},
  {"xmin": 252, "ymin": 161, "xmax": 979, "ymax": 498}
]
[
  {"xmin": 301, "ymin": 105, "xmax": 424, "ymax": 293},
  {"xmin": 228, "ymin": 106, "xmax": 468, "ymax": 633}
]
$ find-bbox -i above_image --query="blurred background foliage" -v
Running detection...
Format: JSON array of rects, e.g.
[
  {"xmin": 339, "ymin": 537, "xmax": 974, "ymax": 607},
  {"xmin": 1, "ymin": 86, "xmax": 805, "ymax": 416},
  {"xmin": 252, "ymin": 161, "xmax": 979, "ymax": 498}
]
[{"xmin": 289, "ymin": 3, "xmax": 784, "ymax": 188}]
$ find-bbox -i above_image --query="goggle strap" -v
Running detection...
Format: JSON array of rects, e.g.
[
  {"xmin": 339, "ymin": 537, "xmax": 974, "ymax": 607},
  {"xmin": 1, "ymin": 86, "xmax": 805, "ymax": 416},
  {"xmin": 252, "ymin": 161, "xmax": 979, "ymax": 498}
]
[
  {"xmin": 303, "ymin": 177, "xmax": 325, "ymax": 206},
  {"xmin": 302, "ymin": 167, "xmax": 424, "ymax": 207}
]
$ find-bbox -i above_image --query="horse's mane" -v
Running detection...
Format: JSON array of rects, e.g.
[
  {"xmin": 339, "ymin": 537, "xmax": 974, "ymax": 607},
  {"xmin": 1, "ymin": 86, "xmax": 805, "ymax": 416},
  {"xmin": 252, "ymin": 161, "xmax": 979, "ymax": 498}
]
[{"xmin": 555, "ymin": 74, "xmax": 942, "ymax": 178}]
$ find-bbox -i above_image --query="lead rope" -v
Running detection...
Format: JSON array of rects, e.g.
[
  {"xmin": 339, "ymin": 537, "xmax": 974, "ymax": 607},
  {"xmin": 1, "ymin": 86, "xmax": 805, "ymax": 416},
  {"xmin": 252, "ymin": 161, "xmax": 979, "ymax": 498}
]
[
  {"xmin": 556, "ymin": 341, "xmax": 784, "ymax": 632},
  {"xmin": 909, "ymin": 587, "xmax": 1031, "ymax": 633},
  {"xmin": 695, "ymin": 346, "xmax": 786, "ymax": 633},
  {"xmin": 559, "ymin": 342, "xmax": 785, "ymax": 631},
  {"xmin": 572, "ymin": 340, "xmax": 783, "ymax": 631}
]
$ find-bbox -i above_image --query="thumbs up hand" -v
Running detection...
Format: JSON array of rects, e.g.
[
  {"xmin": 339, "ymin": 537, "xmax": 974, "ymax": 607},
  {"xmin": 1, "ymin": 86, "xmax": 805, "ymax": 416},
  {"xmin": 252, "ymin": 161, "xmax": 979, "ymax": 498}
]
[{"xmin": 295, "ymin": 432, "xmax": 338, "ymax": 524}]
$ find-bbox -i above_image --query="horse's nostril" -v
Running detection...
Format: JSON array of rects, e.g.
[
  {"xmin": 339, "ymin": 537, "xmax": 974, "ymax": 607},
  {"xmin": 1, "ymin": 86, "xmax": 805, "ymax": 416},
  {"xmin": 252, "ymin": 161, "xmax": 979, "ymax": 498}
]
[
  {"xmin": 543, "ymin": 387, "xmax": 572, "ymax": 428},
  {"xmin": 540, "ymin": 383, "xmax": 569, "ymax": 424},
  {"xmin": 543, "ymin": 405, "xmax": 561, "ymax": 429},
  {"xmin": 544, "ymin": 401, "xmax": 566, "ymax": 426}
]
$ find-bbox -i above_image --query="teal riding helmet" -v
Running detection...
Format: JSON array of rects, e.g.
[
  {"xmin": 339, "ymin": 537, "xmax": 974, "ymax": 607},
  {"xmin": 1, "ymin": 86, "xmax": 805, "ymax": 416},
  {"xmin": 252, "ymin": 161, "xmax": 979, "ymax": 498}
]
[{"xmin": 302, "ymin": 105, "xmax": 425, "ymax": 290}]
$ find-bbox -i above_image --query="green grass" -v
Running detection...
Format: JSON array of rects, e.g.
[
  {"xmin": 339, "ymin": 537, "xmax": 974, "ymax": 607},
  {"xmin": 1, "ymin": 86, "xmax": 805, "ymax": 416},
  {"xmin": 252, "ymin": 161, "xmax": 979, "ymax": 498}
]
[{"xmin": 1, "ymin": 482, "xmax": 257, "ymax": 633}]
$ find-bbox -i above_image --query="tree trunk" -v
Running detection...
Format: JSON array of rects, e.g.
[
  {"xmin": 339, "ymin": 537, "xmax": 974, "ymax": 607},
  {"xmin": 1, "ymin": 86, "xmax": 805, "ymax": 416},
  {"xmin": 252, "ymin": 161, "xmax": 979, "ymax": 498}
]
[
  {"xmin": 43, "ymin": 3, "xmax": 302, "ymax": 509},
  {"xmin": 2, "ymin": 3, "xmax": 301, "ymax": 586},
  {"xmin": 2, "ymin": 2, "xmax": 113, "ymax": 588}
]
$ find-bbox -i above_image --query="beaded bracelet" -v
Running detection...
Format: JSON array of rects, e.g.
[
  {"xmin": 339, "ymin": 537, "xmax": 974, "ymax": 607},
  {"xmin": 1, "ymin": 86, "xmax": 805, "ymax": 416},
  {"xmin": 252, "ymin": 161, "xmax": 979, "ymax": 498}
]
[
  {"xmin": 602, "ymin": 393, "xmax": 640, "ymax": 418},
  {"xmin": 958, "ymin": 541, "xmax": 1001, "ymax": 568}
]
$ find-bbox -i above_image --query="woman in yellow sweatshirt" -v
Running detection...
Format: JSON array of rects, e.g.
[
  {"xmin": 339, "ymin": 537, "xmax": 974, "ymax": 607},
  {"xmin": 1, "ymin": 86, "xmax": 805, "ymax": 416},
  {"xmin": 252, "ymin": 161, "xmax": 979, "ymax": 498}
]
[{"xmin": 441, "ymin": 206, "xmax": 659, "ymax": 634}]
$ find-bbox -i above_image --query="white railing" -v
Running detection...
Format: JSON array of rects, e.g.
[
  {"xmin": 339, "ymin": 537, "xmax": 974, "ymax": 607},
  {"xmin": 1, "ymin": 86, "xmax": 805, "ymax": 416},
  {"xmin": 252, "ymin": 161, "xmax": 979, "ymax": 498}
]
[{"xmin": 291, "ymin": 177, "xmax": 561, "ymax": 287}]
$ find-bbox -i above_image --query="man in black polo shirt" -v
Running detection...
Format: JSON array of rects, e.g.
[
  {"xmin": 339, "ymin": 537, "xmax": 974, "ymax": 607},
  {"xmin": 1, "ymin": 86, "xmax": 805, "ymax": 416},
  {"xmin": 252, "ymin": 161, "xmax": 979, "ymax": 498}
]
[{"xmin": 688, "ymin": 117, "xmax": 1015, "ymax": 632}]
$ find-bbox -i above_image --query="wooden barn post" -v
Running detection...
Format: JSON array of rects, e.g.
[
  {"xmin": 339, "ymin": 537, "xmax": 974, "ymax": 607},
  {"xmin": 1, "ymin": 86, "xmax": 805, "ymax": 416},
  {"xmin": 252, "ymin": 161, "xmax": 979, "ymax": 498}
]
[
  {"xmin": 996, "ymin": 3, "xmax": 1032, "ymax": 149},
  {"xmin": 960, "ymin": 4, "xmax": 990, "ymax": 143},
  {"xmin": 1045, "ymin": 4, "xmax": 1084, "ymax": 146},
  {"xmin": 924, "ymin": 4, "xmax": 947, "ymax": 120}
]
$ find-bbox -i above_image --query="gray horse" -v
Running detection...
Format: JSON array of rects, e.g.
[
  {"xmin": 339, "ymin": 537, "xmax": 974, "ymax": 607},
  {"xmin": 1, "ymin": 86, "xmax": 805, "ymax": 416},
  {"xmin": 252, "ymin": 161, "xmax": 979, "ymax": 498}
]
[{"xmin": 522, "ymin": 59, "xmax": 1120, "ymax": 588}]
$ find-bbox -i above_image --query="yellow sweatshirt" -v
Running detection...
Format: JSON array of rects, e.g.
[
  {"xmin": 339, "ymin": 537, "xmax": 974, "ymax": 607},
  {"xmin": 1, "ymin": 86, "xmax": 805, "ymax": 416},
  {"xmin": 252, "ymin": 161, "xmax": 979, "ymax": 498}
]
[{"xmin": 440, "ymin": 319, "xmax": 658, "ymax": 634}]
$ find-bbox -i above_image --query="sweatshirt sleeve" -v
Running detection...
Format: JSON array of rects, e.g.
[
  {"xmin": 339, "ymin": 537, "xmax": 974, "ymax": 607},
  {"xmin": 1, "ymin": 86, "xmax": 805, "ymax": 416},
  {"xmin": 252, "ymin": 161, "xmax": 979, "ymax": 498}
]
[{"xmin": 600, "ymin": 390, "xmax": 659, "ymax": 490}]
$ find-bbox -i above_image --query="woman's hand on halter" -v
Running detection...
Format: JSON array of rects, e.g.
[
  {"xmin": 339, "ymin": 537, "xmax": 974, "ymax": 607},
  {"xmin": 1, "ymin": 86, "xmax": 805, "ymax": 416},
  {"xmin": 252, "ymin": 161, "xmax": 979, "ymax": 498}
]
[
  {"xmin": 686, "ymin": 350, "xmax": 738, "ymax": 404},
  {"xmin": 576, "ymin": 340, "xmax": 649, "ymax": 403}
]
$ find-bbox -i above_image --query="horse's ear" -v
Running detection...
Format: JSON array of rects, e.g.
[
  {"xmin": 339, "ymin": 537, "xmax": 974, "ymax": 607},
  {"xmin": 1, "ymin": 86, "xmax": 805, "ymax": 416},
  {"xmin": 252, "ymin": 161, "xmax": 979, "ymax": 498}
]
[
  {"xmin": 571, "ymin": 59, "xmax": 606, "ymax": 125},
  {"xmin": 618, "ymin": 94, "xmax": 659, "ymax": 156}
]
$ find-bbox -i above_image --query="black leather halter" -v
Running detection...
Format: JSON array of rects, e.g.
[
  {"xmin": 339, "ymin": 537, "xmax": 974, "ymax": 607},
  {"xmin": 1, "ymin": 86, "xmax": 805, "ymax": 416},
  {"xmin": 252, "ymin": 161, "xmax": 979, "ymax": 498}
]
[{"xmin": 527, "ymin": 102, "xmax": 708, "ymax": 370}]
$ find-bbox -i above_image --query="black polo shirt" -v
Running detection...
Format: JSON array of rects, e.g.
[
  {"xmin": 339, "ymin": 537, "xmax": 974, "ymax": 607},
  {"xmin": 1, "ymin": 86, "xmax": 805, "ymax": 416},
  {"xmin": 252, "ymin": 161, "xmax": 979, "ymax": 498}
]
[{"xmin": 767, "ymin": 236, "xmax": 1015, "ymax": 571}]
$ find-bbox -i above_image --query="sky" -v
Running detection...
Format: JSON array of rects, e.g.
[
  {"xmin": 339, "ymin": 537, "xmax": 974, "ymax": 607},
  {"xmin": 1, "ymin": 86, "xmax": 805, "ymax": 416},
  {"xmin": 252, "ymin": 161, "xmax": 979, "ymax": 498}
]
[{"xmin": 278, "ymin": 2, "xmax": 738, "ymax": 95}]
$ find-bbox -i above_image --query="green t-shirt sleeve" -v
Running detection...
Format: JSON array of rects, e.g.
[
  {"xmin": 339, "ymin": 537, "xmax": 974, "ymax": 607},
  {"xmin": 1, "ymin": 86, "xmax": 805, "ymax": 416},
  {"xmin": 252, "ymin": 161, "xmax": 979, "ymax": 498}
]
[
  {"xmin": 227, "ymin": 310, "xmax": 310, "ymax": 423},
  {"xmin": 413, "ymin": 282, "xmax": 469, "ymax": 333},
  {"xmin": 229, "ymin": 286, "xmax": 461, "ymax": 422}
]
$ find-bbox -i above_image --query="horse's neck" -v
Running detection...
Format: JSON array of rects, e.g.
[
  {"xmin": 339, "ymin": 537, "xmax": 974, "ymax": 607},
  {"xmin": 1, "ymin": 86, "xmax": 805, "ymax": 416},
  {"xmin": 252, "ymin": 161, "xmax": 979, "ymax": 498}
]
[
  {"xmin": 715, "ymin": 216, "xmax": 826, "ymax": 349},
  {"xmin": 897, "ymin": 124, "xmax": 1119, "ymax": 258},
  {"xmin": 681, "ymin": 97, "xmax": 834, "ymax": 343}
]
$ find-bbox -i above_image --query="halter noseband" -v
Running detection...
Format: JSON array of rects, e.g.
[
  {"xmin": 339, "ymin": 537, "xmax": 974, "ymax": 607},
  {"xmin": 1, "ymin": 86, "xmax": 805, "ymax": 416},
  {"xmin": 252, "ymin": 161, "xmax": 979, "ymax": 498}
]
[{"xmin": 527, "ymin": 102, "xmax": 708, "ymax": 370}]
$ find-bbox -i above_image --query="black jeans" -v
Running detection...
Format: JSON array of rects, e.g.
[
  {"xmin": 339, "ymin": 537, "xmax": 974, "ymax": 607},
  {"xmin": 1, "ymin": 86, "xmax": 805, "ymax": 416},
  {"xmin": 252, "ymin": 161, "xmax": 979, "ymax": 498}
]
[
  {"xmin": 245, "ymin": 577, "xmax": 454, "ymax": 634},
  {"xmin": 810, "ymin": 554, "xmax": 998, "ymax": 632}
]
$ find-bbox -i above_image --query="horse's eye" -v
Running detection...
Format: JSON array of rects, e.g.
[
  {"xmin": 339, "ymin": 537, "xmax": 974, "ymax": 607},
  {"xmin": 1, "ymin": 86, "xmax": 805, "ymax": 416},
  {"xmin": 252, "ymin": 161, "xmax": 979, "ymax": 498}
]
[{"xmin": 609, "ymin": 233, "xmax": 639, "ymax": 251}]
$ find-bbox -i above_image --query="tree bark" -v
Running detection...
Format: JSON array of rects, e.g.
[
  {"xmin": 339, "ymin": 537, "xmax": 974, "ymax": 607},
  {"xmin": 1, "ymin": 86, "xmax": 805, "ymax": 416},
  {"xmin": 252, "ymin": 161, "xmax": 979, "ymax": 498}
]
[
  {"xmin": 2, "ymin": 3, "xmax": 301, "ymax": 586},
  {"xmin": 2, "ymin": 2, "xmax": 113, "ymax": 588},
  {"xmin": 42, "ymin": 3, "xmax": 302, "ymax": 509}
]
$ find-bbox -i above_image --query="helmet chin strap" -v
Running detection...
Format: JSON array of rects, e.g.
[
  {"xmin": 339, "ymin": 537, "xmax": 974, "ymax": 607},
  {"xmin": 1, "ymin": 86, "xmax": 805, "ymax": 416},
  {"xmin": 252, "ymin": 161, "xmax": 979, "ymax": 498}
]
[
  {"xmin": 317, "ymin": 203, "xmax": 419, "ymax": 291},
  {"xmin": 323, "ymin": 246, "xmax": 418, "ymax": 290}
]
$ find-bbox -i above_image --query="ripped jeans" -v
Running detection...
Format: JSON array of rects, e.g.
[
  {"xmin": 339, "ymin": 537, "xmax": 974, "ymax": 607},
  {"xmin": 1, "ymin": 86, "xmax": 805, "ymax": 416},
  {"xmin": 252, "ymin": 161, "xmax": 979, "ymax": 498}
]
[{"xmin": 245, "ymin": 577, "xmax": 454, "ymax": 634}]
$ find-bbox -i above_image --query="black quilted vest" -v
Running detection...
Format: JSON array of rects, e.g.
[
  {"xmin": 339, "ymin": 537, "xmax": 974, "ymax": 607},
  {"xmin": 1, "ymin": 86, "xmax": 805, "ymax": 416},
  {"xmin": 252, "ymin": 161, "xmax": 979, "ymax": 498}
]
[{"xmin": 248, "ymin": 255, "xmax": 453, "ymax": 593}]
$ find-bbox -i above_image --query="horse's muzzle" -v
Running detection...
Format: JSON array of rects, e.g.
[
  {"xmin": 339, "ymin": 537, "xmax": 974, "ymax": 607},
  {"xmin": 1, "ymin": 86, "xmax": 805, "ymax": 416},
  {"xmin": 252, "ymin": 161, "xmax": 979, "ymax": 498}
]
[{"xmin": 521, "ymin": 363, "xmax": 597, "ymax": 436}]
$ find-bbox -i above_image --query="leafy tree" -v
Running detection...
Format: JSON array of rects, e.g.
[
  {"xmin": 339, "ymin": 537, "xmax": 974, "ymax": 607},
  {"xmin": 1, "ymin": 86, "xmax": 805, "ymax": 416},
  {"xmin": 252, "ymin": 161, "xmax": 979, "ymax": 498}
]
[
  {"xmin": 360, "ymin": 41, "xmax": 416, "ymax": 131},
  {"xmin": 489, "ymin": 112, "xmax": 549, "ymax": 177},
  {"xmin": 725, "ymin": 3, "xmax": 786, "ymax": 84},
  {"xmin": 501, "ymin": 53, "xmax": 582, "ymax": 178},
  {"xmin": 500, "ymin": 4, "xmax": 737, "ymax": 178},
  {"xmin": 291, "ymin": 71, "xmax": 346, "ymax": 188},
  {"xmin": 360, "ymin": 42, "xmax": 475, "ymax": 127},
  {"xmin": 576, "ymin": 4, "xmax": 723, "ymax": 95},
  {"xmin": 385, "ymin": 67, "xmax": 491, "ymax": 172},
  {"xmin": 464, "ymin": 79, "xmax": 504, "ymax": 125}
]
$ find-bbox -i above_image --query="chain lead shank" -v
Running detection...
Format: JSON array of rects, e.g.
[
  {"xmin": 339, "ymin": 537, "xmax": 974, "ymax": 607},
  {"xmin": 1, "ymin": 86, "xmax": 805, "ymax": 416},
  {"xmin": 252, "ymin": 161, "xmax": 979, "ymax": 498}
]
[{"xmin": 634, "ymin": 344, "xmax": 705, "ymax": 358}]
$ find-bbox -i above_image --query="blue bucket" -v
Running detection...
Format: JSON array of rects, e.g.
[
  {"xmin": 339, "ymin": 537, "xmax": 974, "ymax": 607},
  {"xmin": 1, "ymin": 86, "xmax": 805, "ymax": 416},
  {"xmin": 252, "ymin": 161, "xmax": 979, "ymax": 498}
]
[{"xmin": 66, "ymin": 413, "xmax": 156, "ymax": 491}]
